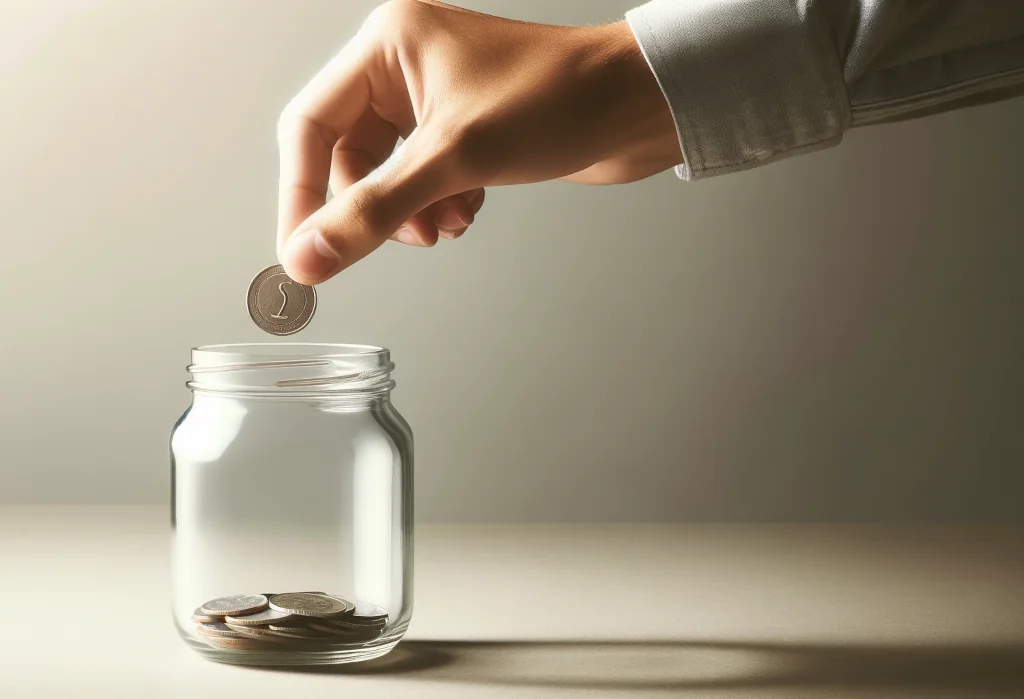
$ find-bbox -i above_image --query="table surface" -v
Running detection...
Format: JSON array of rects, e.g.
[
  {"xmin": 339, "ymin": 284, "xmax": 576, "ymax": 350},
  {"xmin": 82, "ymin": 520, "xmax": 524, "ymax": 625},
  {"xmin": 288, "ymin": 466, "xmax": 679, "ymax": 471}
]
[{"xmin": 2, "ymin": 507, "xmax": 1023, "ymax": 699}]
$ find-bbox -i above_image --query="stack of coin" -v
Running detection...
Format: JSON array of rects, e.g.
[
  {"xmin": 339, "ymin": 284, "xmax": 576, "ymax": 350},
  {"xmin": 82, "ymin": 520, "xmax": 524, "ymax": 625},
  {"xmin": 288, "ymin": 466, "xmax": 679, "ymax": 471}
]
[{"xmin": 192, "ymin": 592, "xmax": 389, "ymax": 650}]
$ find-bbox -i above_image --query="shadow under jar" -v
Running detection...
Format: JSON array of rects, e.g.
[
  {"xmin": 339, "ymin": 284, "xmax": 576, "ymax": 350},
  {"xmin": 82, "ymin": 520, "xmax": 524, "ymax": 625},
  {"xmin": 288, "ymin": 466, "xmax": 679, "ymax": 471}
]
[{"xmin": 170, "ymin": 344, "xmax": 413, "ymax": 666}]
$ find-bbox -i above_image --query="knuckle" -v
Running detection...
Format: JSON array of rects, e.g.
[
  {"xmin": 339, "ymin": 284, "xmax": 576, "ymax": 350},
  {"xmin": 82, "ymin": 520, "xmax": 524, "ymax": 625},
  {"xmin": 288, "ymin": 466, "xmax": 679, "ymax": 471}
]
[
  {"xmin": 362, "ymin": 0, "xmax": 415, "ymax": 37},
  {"xmin": 276, "ymin": 105, "xmax": 302, "ymax": 145},
  {"xmin": 277, "ymin": 108, "xmax": 336, "ymax": 152}
]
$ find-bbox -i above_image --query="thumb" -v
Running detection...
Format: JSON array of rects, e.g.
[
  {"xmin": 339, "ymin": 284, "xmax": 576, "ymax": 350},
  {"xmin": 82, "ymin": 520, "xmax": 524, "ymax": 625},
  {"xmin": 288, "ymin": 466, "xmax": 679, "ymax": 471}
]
[{"xmin": 280, "ymin": 135, "xmax": 458, "ymax": 284}]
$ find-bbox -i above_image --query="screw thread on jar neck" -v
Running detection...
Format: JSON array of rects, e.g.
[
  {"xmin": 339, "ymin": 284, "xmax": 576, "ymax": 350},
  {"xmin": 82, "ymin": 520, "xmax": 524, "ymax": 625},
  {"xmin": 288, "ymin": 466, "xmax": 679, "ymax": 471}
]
[{"xmin": 186, "ymin": 344, "xmax": 395, "ymax": 401}]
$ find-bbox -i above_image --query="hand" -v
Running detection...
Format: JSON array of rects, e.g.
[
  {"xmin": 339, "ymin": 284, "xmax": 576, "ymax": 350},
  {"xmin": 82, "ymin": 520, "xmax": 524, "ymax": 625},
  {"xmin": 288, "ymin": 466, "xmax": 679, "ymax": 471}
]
[{"xmin": 277, "ymin": 0, "xmax": 681, "ymax": 285}]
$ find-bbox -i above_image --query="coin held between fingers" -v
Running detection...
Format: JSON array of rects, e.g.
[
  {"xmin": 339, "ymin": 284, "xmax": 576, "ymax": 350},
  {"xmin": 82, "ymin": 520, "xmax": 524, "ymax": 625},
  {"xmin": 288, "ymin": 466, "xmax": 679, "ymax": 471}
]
[{"xmin": 246, "ymin": 265, "xmax": 316, "ymax": 335}]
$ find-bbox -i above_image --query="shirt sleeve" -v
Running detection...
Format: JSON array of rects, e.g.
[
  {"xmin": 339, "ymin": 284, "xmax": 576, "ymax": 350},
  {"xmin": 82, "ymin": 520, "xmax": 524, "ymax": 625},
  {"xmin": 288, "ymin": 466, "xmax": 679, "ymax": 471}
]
[{"xmin": 625, "ymin": 0, "xmax": 1024, "ymax": 180}]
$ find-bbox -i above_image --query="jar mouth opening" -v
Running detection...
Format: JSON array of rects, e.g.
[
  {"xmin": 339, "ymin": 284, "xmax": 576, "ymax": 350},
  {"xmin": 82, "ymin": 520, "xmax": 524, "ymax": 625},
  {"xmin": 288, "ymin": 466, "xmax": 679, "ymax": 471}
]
[{"xmin": 193, "ymin": 343, "xmax": 387, "ymax": 360}]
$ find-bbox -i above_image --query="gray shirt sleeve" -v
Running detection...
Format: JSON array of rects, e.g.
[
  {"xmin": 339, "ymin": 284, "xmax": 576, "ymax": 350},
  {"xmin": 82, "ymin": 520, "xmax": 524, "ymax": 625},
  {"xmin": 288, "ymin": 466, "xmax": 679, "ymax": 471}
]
[{"xmin": 625, "ymin": 0, "xmax": 1024, "ymax": 180}]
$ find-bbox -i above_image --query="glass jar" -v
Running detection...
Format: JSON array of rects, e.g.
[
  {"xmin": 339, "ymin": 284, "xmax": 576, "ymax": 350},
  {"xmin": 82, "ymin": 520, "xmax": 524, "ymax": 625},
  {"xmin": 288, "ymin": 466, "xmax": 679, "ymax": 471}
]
[{"xmin": 170, "ymin": 343, "xmax": 413, "ymax": 666}]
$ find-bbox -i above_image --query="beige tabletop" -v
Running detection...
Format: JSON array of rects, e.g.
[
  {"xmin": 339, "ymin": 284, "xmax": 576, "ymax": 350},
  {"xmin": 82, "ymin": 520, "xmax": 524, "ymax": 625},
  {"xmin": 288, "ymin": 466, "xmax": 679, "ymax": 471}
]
[{"xmin": 2, "ymin": 507, "xmax": 1023, "ymax": 699}]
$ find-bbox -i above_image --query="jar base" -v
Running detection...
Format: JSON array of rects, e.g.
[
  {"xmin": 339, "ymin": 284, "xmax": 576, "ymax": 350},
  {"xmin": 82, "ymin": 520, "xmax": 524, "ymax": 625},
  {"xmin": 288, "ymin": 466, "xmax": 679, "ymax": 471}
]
[{"xmin": 185, "ymin": 634, "xmax": 402, "ymax": 667}]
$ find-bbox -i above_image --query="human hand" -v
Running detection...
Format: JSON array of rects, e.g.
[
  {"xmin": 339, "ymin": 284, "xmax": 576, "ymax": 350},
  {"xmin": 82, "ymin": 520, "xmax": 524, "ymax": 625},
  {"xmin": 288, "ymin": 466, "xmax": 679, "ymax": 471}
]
[{"xmin": 277, "ymin": 0, "xmax": 681, "ymax": 285}]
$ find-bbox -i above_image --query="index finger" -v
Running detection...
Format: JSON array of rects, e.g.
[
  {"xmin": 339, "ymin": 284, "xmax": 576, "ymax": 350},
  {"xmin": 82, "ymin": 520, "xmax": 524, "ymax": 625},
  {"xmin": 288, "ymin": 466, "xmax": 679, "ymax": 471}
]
[{"xmin": 276, "ymin": 35, "xmax": 374, "ymax": 257}]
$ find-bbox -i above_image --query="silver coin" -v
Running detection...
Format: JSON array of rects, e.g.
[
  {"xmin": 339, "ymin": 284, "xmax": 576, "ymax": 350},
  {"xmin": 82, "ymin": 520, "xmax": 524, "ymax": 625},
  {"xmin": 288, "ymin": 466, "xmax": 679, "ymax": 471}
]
[
  {"xmin": 323, "ymin": 595, "xmax": 355, "ymax": 617},
  {"xmin": 225, "ymin": 608, "xmax": 296, "ymax": 626},
  {"xmin": 246, "ymin": 264, "xmax": 316, "ymax": 336},
  {"xmin": 337, "ymin": 620, "xmax": 387, "ymax": 635},
  {"xmin": 306, "ymin": 621, "xmax": 384, "ymax": 642},
  {"xmin": 269, "ymin": 592, "xmax": 350, "ymax": 618},
  {"xmin": 351, "ymin": 601, "xmax": 388, "ymax": 622},
  {"xmin": 306, "ymin": 613, "xmax": 384, "ymax": 631},
  {"xmin": 268, "ymin": 624, "xmax": 333, "ymax": 639},
  {"xmin": 224, "ymin": 624, "xmax": 293, "ymax": 642},
  {"xmin": 200, "ymin": 594, "xmax": 268, "ymax": 617},
  {"xmin": 304, "ymin": 619, "xmax": 367, "ymax": 635},
  {"xmin": 195, "ymin": 622, "xmax": 245, "ymax": 638},
  {"xmin": 192, "ymin": 607, "xmax": 223, "ymax": 624}
]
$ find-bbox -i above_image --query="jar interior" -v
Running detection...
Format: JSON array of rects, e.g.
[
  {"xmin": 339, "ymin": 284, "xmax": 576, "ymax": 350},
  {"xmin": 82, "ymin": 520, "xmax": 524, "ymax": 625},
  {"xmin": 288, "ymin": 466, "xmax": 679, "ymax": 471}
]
[{"xmin": 172, "ymin": 343, "xmax": 412, "ymax": 665}]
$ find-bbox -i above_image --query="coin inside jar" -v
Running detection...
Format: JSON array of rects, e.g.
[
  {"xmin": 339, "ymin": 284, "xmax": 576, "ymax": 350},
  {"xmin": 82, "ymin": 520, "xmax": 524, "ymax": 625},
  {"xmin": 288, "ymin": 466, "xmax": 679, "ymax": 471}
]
[
  {"xmin": 268, "ymin": 624, "xmax": 334, "ymax": 638},
  {"xmin": 224, "ymin": 624, "xmax": 293, "ymax": 641},
  {"xmin": 200, "ymin": 594, "xmax": 269, "ymax": 617},
  {"xmin": 192, "ymin": 591, "xmax": 389, "ymax": 652},
  {"xmin": 224, "ymin": 608, "xmax": 296, "ymax": 626},
  {"xmin": 268, "ymin": 592, "xmax": 351, "ymax": 618},
  {"xmin": 196, "ymin": 622, "xmax": 245, "ymax": 638},
  {"xmin": 350, "ymin": 601, "xmax": 388, "ymax": 622},
  {"xmin": 192, "ymin": 607, "xmax": 223, "ymax": 624},
  {"xmin": 246, "ymin": 264, "xmax": 316, "ymax": 335}
]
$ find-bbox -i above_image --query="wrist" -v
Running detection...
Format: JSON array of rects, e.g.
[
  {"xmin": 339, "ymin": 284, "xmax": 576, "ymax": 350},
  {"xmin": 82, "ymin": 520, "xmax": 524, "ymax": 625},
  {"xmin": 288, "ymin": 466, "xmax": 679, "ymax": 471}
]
[{"xmin": 586, "ymin": 21, "xmax": 682, "ymax": 172}]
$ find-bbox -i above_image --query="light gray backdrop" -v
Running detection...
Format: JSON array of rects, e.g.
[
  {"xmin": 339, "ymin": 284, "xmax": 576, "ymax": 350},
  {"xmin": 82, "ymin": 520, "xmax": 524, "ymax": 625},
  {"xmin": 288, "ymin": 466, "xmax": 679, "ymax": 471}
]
[{"xmin": 1, "ymin": 0, "xmax": 1022, "ymax": 520}]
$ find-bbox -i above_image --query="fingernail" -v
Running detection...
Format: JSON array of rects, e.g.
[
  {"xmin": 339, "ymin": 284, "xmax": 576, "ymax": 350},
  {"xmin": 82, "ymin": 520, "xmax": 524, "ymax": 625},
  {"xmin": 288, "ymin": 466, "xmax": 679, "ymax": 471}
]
[
  {"xmin": 437, "ymin": 206, "xmax": 472, "ymax": 231},
  {"xmin": 438, "ymin": 226, "xmax": 468, "ymax": 241},
  {"xmin": 395, "ymin": 226, "xmax": 420, "ymax": 246},
  {"xmin": 282, "ymin": 228, "xmax": 341, "ymax": 283}
]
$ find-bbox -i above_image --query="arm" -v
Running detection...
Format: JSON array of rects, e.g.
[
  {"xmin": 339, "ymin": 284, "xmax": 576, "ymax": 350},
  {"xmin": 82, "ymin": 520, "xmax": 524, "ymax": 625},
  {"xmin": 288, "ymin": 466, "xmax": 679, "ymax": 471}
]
[
  {"xmin": 626, "ymin": 0, "xmax": 1024, "ymax": 179},
  {"xmin": 276, "ymin": 1, "xmax": 1024, "ymax": 286}
]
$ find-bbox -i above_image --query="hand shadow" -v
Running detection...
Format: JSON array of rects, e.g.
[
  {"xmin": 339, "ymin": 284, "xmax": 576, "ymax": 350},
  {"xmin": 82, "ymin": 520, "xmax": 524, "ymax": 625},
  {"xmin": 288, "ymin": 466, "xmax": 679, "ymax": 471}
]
[{"xmin": 277, "ymin": 638, "xmax": 1024, "ymax": 696}]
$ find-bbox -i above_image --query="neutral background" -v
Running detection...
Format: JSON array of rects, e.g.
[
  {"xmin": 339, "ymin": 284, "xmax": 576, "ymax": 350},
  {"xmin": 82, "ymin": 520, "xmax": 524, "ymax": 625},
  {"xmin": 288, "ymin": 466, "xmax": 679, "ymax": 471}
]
[{"xmin": 1, "ymin": 0, "xmax": 1022, "ymax": 520}]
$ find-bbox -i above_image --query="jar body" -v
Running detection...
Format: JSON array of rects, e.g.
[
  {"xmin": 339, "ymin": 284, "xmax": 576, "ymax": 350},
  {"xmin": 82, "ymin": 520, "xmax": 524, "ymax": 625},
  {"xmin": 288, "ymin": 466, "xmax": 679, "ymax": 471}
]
[{"xmin": 170, "ymin": 344, "xmax": 412, "ymax": 666}]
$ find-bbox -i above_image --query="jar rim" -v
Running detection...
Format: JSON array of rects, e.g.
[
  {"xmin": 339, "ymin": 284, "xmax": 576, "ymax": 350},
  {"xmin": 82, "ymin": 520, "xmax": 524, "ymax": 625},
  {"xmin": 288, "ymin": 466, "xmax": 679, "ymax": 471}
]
[
  {"xmin": 187, "ymin": 343, "xmax": 395, "ymax": 399},
  {"xmin": 193, "ymin": 343, "xmax": 388, "ymax": 359}
]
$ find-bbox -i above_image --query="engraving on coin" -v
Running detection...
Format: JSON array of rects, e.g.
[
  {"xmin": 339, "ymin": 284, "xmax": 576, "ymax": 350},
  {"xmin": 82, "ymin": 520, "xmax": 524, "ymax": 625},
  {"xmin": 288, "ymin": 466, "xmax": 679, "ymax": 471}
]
[
  {"xmin": 269, "ymin": 592, "xmax": 350, "ymax": 618},
  {"xmin": 225, "ymin": 608, "xmax": 295, "ymax": 626},
  {"xmin": 246, "ymin": 264, "xmax": 316, "ymax": 336},
  {"xmin": 269, "ymin": 281, "xmax": 293, "ymax": 319},
  {"xmin": 200, "ymin": 594, "xmax": 269, "ymax": 617}
]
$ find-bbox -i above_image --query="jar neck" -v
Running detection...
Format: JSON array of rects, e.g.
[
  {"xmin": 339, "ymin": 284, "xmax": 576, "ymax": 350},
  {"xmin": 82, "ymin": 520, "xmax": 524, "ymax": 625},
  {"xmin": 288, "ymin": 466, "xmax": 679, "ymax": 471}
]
[{"xmin": 186, "ymin": 344, "xmax": 395, "ymax": 402}]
